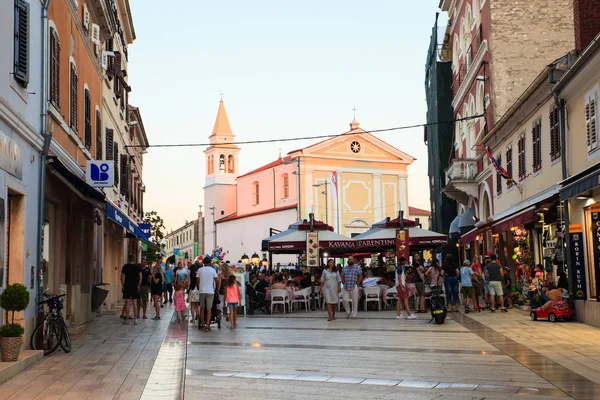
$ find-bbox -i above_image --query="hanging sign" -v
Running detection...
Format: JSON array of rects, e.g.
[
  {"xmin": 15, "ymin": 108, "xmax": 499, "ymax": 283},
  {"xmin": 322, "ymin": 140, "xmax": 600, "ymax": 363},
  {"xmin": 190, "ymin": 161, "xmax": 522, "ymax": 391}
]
[
  {"xmin": 569, "ymin": 231, "xmax": 587, "ymax": 300},
  {"xmin": 306, "ymin": 231, "xmax": 319, "ymax": 267},
  {"xmin": 396, "ymin": 229, "xmax": 410, "ymax": 262},
  {"xmin": 591, "ymin": 212, "xmax": 600, "ymax": 301}
]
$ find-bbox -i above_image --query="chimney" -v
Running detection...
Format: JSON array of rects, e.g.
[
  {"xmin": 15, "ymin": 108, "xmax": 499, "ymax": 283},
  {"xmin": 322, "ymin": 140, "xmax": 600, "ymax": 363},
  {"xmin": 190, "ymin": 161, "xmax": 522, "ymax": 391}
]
[{"xmin": 574, "ymin": 0, "xmax": 600, "ymax": 54}]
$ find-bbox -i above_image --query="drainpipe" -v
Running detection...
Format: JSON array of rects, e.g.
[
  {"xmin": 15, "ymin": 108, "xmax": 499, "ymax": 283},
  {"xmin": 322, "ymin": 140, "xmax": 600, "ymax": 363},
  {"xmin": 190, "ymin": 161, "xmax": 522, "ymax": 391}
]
[
  {"xmin": 555, "ymin": 94, "xmax": 574, "ymax": 300},
  {"xmin": 36, "ymin": 0, "xmax": 53, "ymax": 332}
]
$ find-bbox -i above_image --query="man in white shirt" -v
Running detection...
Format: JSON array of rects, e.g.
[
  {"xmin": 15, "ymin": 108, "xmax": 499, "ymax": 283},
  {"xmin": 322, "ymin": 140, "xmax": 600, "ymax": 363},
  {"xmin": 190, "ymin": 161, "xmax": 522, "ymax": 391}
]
[{"xmin": 197, "ymin": 256, "xmax": 218, "ymax": 331}]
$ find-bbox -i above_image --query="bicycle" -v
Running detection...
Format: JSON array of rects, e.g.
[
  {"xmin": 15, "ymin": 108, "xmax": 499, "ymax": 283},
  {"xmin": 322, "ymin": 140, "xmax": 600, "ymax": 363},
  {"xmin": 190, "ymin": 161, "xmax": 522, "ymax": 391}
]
[{"xmin": 30, "ymin": 288, "xmax": 71, "ymax": 355}]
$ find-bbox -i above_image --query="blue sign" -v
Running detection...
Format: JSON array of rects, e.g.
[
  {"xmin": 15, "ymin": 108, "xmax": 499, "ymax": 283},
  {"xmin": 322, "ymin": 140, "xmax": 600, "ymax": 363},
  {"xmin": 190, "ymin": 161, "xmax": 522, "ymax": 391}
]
[
  {"xmin": 139, "ymin": 223, "xmax": 151, "ymax": 238},
  {"xmin": 174, "ymin": 248, "xmax": 180, "ymax": 256},
  {"xmin": 106, "ymin": 202, "xmax": 138, "ymax": 234},
  {"xmin": 86, "ymin": 161, "xmax": 114, "ymax": 187}
]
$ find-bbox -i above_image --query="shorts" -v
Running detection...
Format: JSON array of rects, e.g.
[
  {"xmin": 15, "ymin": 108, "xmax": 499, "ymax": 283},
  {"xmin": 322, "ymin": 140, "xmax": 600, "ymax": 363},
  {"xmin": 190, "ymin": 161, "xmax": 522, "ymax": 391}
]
[
  {"xmin": 123, "ymin": 288, "xmax": 139, "ymax": 300},
  {"xmin": 199, "ymin": 293, "xmax": 214, "ymax": 308},
  {"xmin": 488, "ymin": 281, "xmax": 503, "ymax": 296},
  {"xmin": 461, "ymin": 286, "xmax": 474, "ymax": 297},
  {"xmin": 227, "ymin": 302, "xmax": 239, "ymax": 309},
  {"xmin": 396, "ymin": 284, "xmax": 408, "ymax": 300},
  {"xmin": 138, "ymin": 286, "xmax": 149, "ymax": 302},
  {"xmin": 414, "ymin": 282, "xmax": 424, "ymax": 296}
]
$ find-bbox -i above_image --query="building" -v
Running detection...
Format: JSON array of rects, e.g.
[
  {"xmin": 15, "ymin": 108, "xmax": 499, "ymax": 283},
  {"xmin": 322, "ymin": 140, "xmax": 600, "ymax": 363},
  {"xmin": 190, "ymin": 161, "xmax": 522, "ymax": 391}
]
[
  {"xmin": 439, "ymin": 0, "xmax": 575, "ymax": 257},
  {"xmin": 164, "ymin": 209, "xmax": 204, "ymax": 262},
  {"xmin": 0, "ymin": 0, "xmax": 44, "ymax": 341},
  {"xmin": 203, "ymin": 100, "xmax": 425, "ymax": 262},
  {"xmin": 553, "ymin": 1, "xmax": 600, "ymax": 327},
  {"xmin": 424, "ymin": 14, "xmax": 457, "ymax": 253}
]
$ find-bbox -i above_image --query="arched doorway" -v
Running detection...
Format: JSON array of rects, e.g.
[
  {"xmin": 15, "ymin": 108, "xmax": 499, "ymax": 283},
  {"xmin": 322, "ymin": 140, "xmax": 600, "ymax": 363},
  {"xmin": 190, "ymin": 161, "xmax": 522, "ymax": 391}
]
[{"xmin": 345, "ymin": 218, "xmax": 370, "ymax": 238}]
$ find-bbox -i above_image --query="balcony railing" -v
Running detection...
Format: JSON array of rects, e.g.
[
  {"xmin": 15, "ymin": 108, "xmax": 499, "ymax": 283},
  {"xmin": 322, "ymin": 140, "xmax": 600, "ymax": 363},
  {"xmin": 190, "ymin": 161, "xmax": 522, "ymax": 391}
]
[
  {"xmin": 451, "ymin": 29, "xmax": 483, "ymax": 91},
  {"xmin": 445, "ymin": 158, "xmax": 478, "ymax": 185}
]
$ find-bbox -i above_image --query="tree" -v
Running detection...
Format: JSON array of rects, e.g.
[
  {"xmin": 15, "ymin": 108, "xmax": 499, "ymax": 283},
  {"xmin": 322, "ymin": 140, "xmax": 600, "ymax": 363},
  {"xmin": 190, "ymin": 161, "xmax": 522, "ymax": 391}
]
[{"xmin": 143, "ymin": 211, "xmax": 166, "ymax": 264}]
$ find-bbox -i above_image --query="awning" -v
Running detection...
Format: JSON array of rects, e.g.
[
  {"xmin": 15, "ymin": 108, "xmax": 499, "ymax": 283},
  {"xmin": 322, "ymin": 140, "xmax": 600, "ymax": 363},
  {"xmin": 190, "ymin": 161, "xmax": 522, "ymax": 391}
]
[
  {"xmin": 560, "ymin": 168, "xmax": 600, "ymax": 200},
  {"xmin": 458, "ymin": 208, "xmax": 477, "ymax": 229},
  {"xmin": 460, "ymin": 227, "xmax": 480, "ymax": 244},
  {"xmin": 47, "ymin": 156, "xmax": 105, "ymax": 204},
  {"xmin": 106, "ymin": 202, "xmax": 141, "ymax": 237},
  {"xmin": 492, "ymin": 207, "xmax": 535, "ymax": 234},
  {"xmin": 449, "ymin": 215, "xmax": 460, "ymax": 238}
]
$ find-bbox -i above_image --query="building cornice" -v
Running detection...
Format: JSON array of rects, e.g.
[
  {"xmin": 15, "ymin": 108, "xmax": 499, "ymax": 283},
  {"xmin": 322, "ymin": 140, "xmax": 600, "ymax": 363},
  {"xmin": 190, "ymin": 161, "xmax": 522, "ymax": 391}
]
[{"xmin": 0, "ymin": 96, "xmax": 44, "ymax": 151}]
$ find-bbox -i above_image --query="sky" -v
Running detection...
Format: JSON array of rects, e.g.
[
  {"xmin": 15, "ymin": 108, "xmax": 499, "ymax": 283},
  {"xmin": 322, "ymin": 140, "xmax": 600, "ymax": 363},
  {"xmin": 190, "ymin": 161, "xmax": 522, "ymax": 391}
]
[{"xmin": 128, "ymin": 0, "xmax": 443, "ymax": 231}]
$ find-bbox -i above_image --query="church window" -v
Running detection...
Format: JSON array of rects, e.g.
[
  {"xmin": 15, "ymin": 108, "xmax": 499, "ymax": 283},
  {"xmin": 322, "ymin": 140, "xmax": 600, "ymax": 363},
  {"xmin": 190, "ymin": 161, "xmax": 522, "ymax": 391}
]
[
  {"xmin": 219, "ymin": 154, "xmax": 225, "ymax": 173},
  {"xmin": 207, "ymin": 157, "xmax": 211, "ymax": 175},
  {"xmin": 252, "ymin": 181, "xmax": 259, "ymax": 205},
  {"xmin": 282, "ymin": 174, "xmax": 289, "ymax": 198},
  {"xmin": 350, "ymin": 140, "xmax": 361, "ymax": 153},
  {"xmin": 227, "ymin": 154, "xmax": 234, "ymax": 173}
]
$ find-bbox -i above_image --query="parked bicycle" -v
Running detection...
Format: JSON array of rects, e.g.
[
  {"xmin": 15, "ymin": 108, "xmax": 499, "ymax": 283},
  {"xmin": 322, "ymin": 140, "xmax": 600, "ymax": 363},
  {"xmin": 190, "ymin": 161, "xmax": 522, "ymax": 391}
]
[{"xmin": 30, "ymin": 288, "xmax": 71, "ymax": 355}]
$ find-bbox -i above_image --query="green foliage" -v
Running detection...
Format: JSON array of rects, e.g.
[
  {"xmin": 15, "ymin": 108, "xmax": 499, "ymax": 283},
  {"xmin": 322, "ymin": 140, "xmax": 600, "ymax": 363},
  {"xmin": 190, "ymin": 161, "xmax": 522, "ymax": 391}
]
[
  {"xmin": 0, "ymin": 323, "xmax": 24, "ymax": 338},
  {"xmin": 143, "ymin": 211, "xmax": 166, "ymax": 264},
  {"xmin": 0, "ymin": 283, "xmax": 30, "ymax": 313}
]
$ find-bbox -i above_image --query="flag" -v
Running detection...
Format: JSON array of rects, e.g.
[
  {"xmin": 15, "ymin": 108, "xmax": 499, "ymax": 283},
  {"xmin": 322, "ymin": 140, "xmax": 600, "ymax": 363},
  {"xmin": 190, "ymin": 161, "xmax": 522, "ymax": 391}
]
[
  {"xmin": 484, "ymin": 146, "xmax": 514, "ymax": 183},
  {"xmin": 330, "ymin": 171, "xmax": 338, "ymax": 199}
]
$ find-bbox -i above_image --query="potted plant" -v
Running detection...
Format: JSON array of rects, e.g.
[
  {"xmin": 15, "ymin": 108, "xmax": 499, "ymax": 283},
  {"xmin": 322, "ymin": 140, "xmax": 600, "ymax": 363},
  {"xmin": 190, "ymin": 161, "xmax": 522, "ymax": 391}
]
[{"xmin": 0, "ymin": 283, "xmax": 30, "ymax": 361}]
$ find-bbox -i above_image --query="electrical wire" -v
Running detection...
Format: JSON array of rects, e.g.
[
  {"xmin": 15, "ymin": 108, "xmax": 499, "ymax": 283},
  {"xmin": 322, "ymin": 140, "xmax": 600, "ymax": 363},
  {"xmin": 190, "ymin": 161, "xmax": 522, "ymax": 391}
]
[{"xmin": 124, "ymin": 114, "xmax": 485, "ymax": 149}]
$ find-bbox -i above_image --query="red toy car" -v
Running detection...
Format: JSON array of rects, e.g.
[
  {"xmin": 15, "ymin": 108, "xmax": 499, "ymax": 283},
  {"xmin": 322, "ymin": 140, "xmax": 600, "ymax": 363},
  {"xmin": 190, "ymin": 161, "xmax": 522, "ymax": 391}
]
[{"xmin": 530, "ymin": 301, "xmax": 573, "ymax": 322}]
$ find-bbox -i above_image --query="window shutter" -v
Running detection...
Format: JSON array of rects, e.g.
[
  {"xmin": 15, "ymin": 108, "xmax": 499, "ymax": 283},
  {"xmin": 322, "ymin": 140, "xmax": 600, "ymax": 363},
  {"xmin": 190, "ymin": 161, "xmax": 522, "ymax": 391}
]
[
  {"xmin": 106, "ymin": 39, "xmax": 114, "ymax": 80},
  {"xmin": 114, "ymin": 143, "xmax": 119, "ymax": 187},
  {"xmin": 83, "ymin": 4, "xmax": 90, "ymax": 30},
  {"xmin": 587, "ymin": 95, "xmax": 598, "ymax": 152},
  {"xmin": 518, "ymin": 136, "xmax": 526, "ymax": 180},
  {"xmin": 113, "ymin": 52, "xmax": 122, "ymax": 97},
  {"xmin": 106, "ymin": 128, "xmax": 114, "ymax": 160},
  {"xmin": 550, "ymin": 106, "xmax": 560, "ymax": 160},
  {"xmin": 13, "ymin": 0, "xmax": 30, "ymax": 87},
  {"xmin": 506, "ymin": 147, "xmax": 513, "ymax": 188},
  {"xmin": 69, "ymin": 65, "xmax": 78, "ymax": 132},
  {"xmin": 84, "ymin": 90, "xmax": 91, "ymax": 149},
  {"xmin": 120, "ymin": 154, "xmax": 128, "ymax": 195},
  {"xmin": 532, "ymin": 120, "xmax": 541, "ymax": 172},
  {"xmin": 95, "ymin": 110, "xmax": 102, "ymax": 160},
  {"xmin": 496, "ymin": 155, "xmax": 502, "ymax": 195},
  {"xmin": 49, "ymin": 31, "xmax": 60, "ymax": 108}
]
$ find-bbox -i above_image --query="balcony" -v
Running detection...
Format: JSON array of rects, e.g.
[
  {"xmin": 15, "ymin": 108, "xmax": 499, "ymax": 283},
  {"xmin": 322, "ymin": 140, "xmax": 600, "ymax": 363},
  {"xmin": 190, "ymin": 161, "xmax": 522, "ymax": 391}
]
[{"xmin": 443, "ymin": 158, "xmax": 478, "ymax": 205}]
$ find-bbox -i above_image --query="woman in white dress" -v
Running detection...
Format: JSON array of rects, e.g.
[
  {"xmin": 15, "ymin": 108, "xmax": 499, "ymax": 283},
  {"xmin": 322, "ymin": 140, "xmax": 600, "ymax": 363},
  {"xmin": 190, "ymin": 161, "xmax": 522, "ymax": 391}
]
[{"xmin": 320, "ymin": 259, "xmax": 342, "ymax": 321}]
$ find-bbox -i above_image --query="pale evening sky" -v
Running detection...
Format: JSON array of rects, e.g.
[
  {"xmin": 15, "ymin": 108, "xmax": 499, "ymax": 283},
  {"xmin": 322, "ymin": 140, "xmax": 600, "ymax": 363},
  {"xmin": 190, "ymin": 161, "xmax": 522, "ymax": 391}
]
[{"xmin": 127, "ymin": 0, "xmax": 443, "ymax": 231}]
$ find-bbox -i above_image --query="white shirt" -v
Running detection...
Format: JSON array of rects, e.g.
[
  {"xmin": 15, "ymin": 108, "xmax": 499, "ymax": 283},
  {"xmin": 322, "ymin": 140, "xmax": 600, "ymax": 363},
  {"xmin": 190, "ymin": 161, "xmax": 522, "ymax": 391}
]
[{"xmin": 197, "ymin": 266, "xmax": 218, "ymax": 294}]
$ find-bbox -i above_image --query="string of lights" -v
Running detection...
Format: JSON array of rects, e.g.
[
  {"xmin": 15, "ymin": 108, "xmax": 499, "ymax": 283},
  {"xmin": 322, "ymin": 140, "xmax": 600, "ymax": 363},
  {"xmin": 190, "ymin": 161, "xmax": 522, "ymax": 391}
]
[{"xmin": 124, "ymin": 114, "xmax": 484, "ymax": 149}]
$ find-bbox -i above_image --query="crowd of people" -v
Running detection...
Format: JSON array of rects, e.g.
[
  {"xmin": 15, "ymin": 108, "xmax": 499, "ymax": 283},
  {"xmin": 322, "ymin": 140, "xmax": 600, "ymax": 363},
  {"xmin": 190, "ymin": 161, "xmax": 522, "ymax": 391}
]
[{"xmin": 118, "ymin": 250, "xmax": 527, "ymax": 328}]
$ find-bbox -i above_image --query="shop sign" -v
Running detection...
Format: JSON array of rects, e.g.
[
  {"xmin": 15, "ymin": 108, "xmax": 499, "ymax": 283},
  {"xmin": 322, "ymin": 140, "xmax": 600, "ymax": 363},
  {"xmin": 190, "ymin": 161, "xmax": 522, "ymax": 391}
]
[
  {"xmin": 306, "ymin": 231, "xmax": 319, "ymax": 267},
  {"xmin": 194, "ymin": 243, "xmax": 198, "ymax": 258},
  {"xmin": 591, "ymin": 212, "xmax": 600, "ymax": 301},
  {"xmin": 569, "ymin": 224, "xmax": 582, "ymax": 233},
  {"xmin": 139, "ymin": 223, "xmax": 151, "ymax": 237},
  {"xmin": 569, "ymin": 231, "xmax": 587, "ymax": 300},
  {"xmin": 589, "ymin": 204, "xmax": 600, "ymax": 213},
  {"xmin": 396, "ymin": 229, "xmax": 410, "ymax": 262},
  {"xmin": 86, "ymin": 160, "xmax": 114, "ymax": 187},
  {"xmin": 173, "ymin": 248, "xmax": 179, "ymax": 256},
  {"xmin": 0, "ymin": 129, "xmax": 22, "ymax": 180}
]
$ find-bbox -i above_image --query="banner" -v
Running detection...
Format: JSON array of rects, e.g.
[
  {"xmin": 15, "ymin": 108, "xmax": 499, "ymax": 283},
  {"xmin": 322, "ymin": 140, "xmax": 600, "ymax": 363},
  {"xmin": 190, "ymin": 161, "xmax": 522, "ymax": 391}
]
[
  {"xmin": 306, "ymin": 231, "xmax": 319, "ymax": 267},
  {"xmin": 194, "ymin": 243, "xmax": 199, "ymax": 258},
  {"xmin": 591, "ymin": 212, "xmax": 600, "ymax": 301},
  {"xmin": 330, "ymin": 171, "xmax": 338, "ymax": 199},
  {"xmin": 395, "ymin": 229, "xmax": 410, "ymax": 262},
  {"xmin": 568, "ymin": 226, "xmax": 587, "ymax": 300}
]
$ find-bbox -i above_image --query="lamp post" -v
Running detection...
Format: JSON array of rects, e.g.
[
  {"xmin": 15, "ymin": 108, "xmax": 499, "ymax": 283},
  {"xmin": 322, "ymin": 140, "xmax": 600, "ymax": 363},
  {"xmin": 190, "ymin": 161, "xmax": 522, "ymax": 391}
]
[{"xmin": 312, "ymin": 181, "xmax": 329, "ymax": 225}]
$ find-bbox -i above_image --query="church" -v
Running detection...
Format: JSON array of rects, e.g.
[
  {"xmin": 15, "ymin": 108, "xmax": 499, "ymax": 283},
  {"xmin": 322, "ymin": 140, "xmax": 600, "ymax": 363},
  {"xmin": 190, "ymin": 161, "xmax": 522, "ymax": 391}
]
[{"xmin": 203, "ymin": 100, "xmax": 430, "ymax": 262}]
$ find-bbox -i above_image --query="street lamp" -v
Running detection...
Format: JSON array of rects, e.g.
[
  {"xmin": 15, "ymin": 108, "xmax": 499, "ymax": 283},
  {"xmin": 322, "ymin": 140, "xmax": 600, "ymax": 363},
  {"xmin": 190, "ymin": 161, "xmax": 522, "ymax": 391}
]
[
  {"xmin": 251, "ymin": 252, "xmax": 260, "ymax": 266},
  {"xmin": 261, "ymin": 257, "xmax": 268, "ymax": 267},
  {"xmin": 241, "ymin": 253, "xmax": 249, "ymax": 265},
  {"xmin": 312, "ymin": 181, "xmax": 329, "ymax": 225}
]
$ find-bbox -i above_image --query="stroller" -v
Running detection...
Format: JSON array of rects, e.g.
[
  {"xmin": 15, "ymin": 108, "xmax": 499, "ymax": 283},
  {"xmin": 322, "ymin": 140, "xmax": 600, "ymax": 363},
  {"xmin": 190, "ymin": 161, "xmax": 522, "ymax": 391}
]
[{"xmin": 199, "ymin": 289, "xmax": 222, "ymax": 330}]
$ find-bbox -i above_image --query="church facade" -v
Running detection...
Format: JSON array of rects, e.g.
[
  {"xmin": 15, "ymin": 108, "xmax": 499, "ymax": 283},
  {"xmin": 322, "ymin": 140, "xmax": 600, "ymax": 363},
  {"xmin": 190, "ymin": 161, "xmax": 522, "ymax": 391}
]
[{"xmin": 203, "ymin": 100, "xmax": 427, "ymax": 262}]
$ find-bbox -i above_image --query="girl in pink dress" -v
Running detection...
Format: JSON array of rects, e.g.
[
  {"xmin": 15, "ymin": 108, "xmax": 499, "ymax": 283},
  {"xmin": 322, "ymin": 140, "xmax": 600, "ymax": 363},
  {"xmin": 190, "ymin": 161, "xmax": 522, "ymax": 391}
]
[
  {"xmin": 174, "ymin": 282, "xmax": 186, "ymax": 322},
  {"xmin": 225, "ymin": 275, "xmax": 241, "ymax": 329}
]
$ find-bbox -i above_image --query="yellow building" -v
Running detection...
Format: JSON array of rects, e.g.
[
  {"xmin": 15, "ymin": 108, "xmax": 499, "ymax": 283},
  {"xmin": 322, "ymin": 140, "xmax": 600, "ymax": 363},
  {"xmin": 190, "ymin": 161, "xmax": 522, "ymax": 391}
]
[{"xmin": 203, "ymin": 101, "xmax": 427, "ymax": 260}]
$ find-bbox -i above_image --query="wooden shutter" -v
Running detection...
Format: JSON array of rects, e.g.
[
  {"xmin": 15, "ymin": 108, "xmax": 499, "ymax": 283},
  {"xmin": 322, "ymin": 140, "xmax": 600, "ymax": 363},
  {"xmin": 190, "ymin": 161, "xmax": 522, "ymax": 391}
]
[
  {"xmin": 120, "ymin": 154, "xmax": 128, "ymax": 195},
  {"xmin": 113, "ymin": 52, "xmax": 122, "ymax": 98},
  {"xmin": 95, "ymin": 110, "xmax": 102, "ymax": 159},
  {"xmin": 496, "ymin": 154, "xmax": 502, "ymax": 195},
  {"xmin": 518, "ymin": 136, "xmax": 526, "ymax": 180},
  {"xmin": 550, "ymin": 106, "xmax": 560, "ymax": 160},
  {"xmin": 106, "ymin": 128, "xmax": 114, "ymax": 160},
  {"xmin": 505, "ymin": 147, "xmax": 513, "ymax": 188},
  {"xmin": 586, "ymin": 94, "xmax": 598, "ymax": 152},
  {"xmin": 114, "ymin": 143, "xmax": 119, "ymax": 187},
  {"xmin": 13, "ymin": 0, "xmax": 30, "ymax": 87},
  {"xmin": 106, "ymin": 39, "xmax": 114, "ymax": 80},
  {"xmin": 84, "ymin": 90, "xmax": 91, "ymax": 149},
  {"xmin": 49, "ymin": 30, "xmax": 60, "ymax": 107},
  {"xmin": 69, "ymin": 65, "xmax": 78, "ymax": 132},
  {"xmin": 532, "ymin": 120, "xmax": 541, "ymax": 172}
]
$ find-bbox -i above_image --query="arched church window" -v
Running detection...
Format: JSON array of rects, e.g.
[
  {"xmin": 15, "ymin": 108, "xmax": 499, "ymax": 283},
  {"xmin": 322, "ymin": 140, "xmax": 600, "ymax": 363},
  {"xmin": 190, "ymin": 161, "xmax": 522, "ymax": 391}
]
[
  {"xmin": 282, "ymin": 173, "xmax": 289, "ymax": 198},
  {"xmin": 227, "ymin": 155, "xmax": 234, "ymax": 173},
  {"xmin": 252, "ymin": 181, "xmax": 260, "ymax": 205},
  {"xmin": 219, "ymin": 154, "xmax": 225, "ymax": 173},
  {"xmin": 207, "ymin": 156, "xmax": 211, "ymax": 175}
]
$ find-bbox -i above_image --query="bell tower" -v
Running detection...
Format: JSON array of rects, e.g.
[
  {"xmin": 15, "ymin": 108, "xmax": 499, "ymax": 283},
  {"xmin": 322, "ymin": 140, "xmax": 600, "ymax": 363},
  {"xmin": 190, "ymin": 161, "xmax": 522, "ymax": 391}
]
[{"xmin": 203, "ymin": 99, "xmax": 239, "ymax": 252}]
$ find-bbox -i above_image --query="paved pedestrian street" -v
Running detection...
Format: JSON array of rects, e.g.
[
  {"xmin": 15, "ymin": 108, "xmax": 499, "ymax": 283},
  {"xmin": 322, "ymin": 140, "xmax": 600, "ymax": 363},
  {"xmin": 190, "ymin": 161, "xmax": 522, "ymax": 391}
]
[{"xmin": 2, "ymin": 305, "xmax": 600, "ymax": 400}]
